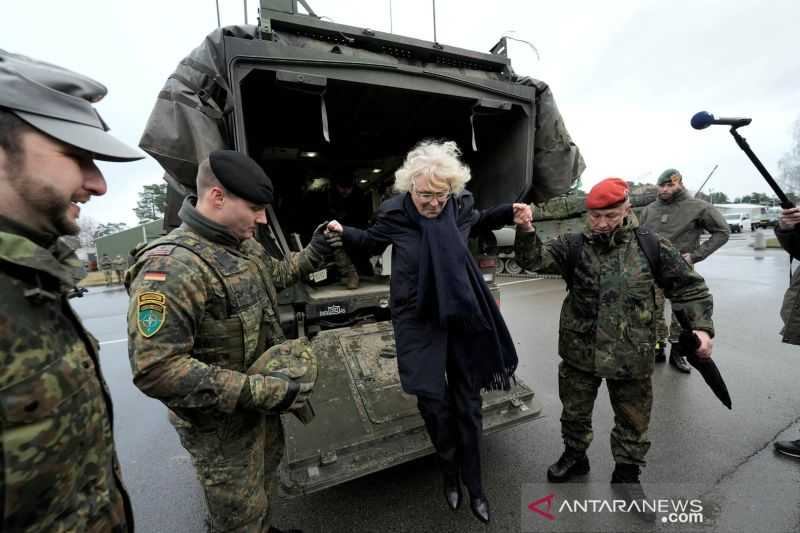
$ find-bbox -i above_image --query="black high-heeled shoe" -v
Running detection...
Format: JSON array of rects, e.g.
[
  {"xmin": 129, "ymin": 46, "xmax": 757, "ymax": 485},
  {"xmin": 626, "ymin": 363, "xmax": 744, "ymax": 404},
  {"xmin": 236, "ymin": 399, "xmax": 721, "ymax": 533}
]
[
  {"xmin": 469, "ymin": 495, "xmax": 490, "ymax": 523},
  {"xmin": 443, "ymin": 474, "xmax": 462, "ymax": 510}
]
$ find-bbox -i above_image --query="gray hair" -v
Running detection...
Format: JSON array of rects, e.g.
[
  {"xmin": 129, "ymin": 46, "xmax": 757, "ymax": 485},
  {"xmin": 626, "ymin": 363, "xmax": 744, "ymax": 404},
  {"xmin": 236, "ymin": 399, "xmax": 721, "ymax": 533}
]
[{"xmin": 393, "ymin": 140, "xmax": 471, "ymax": 194}]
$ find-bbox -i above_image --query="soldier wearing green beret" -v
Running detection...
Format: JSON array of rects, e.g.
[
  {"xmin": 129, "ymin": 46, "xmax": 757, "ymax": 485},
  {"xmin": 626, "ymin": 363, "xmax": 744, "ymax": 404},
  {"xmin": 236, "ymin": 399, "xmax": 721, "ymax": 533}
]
[
  {"xmin": 640, "ymin": 169, "xmax": 729, "ymax": 372},
  {"xmin": 126, "ymin": 150, "xmax": 333, "ymax": 533},
  {"xmin": 0, "ymin": 49, "xmax": 142, "ymax": 532}
]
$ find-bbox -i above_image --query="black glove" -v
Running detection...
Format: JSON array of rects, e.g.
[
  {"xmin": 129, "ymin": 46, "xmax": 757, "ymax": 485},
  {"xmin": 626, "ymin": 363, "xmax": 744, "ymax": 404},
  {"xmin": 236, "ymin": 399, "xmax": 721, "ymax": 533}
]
[{"xmin": 308, "ymin": 222, "xmax": 334, "ymax": 256}]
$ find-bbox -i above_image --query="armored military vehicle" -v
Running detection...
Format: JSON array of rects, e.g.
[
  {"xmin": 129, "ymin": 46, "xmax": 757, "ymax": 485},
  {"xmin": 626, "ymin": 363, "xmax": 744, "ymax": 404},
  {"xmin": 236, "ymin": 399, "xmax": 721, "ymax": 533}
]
[{"xmin": 141, "ymin": 0, "xmax": 584, "ymax": 495}]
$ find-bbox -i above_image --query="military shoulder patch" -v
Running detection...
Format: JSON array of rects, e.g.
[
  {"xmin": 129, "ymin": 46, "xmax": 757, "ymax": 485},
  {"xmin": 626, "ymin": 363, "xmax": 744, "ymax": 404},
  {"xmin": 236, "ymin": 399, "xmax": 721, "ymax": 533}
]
[
  {"xmin": 143, "ymin": 271, "xmax": 167, "ymax": 282},
  {"xmin": 143, "ymin": 245, "xmax": 176, "ymax": 258},
  {"xmin": 137, "ymin": 292, "xmax": 167, "ymax": 338}
]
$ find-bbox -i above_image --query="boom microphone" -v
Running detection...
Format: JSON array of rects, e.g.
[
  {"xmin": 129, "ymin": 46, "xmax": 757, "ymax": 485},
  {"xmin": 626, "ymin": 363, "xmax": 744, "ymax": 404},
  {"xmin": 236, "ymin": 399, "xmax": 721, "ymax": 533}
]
[
  {"xmin": 692, "ymin": 110, "xmax": 794, "ymax": 208},
  {"xmin": 691, "ymin": 111, "xmax": 752, "ymax": 130}
]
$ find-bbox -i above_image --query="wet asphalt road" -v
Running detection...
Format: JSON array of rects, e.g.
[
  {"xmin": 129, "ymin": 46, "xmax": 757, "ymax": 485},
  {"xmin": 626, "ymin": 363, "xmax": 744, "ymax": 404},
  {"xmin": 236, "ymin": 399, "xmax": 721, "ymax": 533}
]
[{"xmin": 72, "ymin": 232, "xmax": 800, "ymax": 533}]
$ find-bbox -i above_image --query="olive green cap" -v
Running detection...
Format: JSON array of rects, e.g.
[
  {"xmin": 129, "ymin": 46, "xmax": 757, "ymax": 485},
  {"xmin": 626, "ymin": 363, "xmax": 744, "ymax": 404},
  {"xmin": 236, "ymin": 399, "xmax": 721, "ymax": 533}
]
[{"xmin": 657, "ymin": 168, "xmax": 682, "ymax": 185}]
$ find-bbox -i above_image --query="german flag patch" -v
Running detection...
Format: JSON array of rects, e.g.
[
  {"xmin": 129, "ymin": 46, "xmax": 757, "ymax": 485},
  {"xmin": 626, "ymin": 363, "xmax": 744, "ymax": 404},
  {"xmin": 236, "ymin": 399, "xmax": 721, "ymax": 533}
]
[
  {"xmin": 137, "ymin": 292, "xmax": 167, "ymax": 338},
  {"xmin": 143, "ymin": 271, "xmax": 167, "ymax": 282}
]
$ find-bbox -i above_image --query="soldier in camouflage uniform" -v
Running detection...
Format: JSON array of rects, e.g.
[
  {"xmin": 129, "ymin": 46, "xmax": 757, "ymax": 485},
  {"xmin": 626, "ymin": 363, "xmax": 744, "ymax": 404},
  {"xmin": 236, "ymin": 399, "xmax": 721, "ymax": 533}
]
[
  {"xmin": 640, "ymin": 168, "xmax": 729, "ymax": 372},
  {"xmin": 0, "ymin": 50, "xmax": 142, "ymax": 532},
  {"xmin": 100, "ymin": 253, "xmax": 114, "ymax": 285},
  {"xmin": 112, "ymin": 253, "xmax": 127, "ymax": 284},
  {"xmin": 515, "ymin": 178, "xmax": 715, "ymax": 517},
  {"xmin": 127, "ymin": 150, "xmax": 332, "ymax": 533}
]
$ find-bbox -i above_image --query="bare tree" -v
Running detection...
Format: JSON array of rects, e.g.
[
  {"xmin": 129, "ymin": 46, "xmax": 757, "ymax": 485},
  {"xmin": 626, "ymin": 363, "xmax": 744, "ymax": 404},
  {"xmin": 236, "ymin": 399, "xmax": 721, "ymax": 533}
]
[
  {"xmin": 78, "ymin": 216, "xmax": 98, "ymax": 248},
  {"xmin": 779, "ymin": 117, "xmax": 800, "ymax": 193}
]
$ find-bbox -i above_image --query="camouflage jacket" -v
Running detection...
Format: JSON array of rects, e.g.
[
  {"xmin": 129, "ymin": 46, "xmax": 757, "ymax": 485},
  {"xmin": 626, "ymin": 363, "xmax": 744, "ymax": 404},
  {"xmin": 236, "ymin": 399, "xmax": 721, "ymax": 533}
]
[
  {"xmin": 100, "ymin": 255, "xmax": 113, "ymax": 270},
  {"xmin": 0, "ymin": 218, "xmax": 133, "ymax": 532},
  {"xmin": 515, "ymin": 217, "xmax": 714, "ymax": 379},
  {"xmin": 112, "ymin": 255, "xmax": 127, "ymax": 270},
  {"xmin": 776, "ymin": 226, "xmax": 800, "ymax": 345},
  {"xmin": 126, "ymin": 198, "xmax": 324, "ymax": 427},
  {"xmin": 639, "ymin": 189, "xmax": 729, "ymax": 263}
]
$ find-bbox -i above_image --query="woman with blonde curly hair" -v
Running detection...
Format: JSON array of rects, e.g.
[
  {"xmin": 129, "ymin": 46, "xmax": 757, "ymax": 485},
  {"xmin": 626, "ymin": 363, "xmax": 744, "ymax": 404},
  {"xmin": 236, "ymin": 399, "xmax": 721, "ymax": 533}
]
[{"xmin": 327, "ymin": 139, "xmax": 532, "ymax": 524}]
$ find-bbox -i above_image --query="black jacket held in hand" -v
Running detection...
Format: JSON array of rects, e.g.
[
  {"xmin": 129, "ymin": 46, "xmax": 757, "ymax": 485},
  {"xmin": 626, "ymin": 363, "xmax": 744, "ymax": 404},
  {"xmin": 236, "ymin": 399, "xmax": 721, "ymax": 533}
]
[{"xmin": 342, "ymin": 191, "xmax": 518, "ymax": 400}]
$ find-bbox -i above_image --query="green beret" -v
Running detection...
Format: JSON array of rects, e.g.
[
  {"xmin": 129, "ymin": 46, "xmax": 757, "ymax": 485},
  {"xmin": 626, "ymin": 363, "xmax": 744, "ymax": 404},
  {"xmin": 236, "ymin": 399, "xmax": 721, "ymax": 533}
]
[
  {"xmin": 209, "ymin": 150, "xmax": 273, "ymax": 204},
  {"xmin": 657, "ymin": 168, "xmax": 682, "ymax": 185}
]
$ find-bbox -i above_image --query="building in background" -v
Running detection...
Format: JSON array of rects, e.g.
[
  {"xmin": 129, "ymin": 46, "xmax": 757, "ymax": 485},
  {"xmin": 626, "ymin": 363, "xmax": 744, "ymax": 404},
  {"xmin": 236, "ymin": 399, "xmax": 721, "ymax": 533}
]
[{"xmin": 95, "ymin": 219, "xmax": 165, "ymax": 267}]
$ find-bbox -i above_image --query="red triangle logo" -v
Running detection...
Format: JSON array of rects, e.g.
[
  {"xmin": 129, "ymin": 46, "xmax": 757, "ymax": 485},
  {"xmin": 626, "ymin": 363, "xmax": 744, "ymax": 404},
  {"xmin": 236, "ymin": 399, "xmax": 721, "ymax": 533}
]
[{"xmin": 528, "ymin": 493, "xmax": 556, "ymax": 521}]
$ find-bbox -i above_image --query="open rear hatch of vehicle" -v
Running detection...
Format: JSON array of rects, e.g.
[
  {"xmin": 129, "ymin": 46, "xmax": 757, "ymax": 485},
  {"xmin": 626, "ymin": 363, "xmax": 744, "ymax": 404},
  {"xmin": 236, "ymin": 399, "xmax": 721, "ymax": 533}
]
[
  {"xmin": 280, "ymin": 321, "xmax": 542, "ymax": 496},
  {"xmin": 227, "ymin": 36, "xmax": 536, "ymax": 221}
]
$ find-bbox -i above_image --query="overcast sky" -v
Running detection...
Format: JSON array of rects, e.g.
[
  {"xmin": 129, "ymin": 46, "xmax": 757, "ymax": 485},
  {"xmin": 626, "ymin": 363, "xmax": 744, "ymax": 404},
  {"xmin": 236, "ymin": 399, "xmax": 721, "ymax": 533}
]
[{"xmin": 3, "ymin": 0, "xmax": 799, "ymax": 226}]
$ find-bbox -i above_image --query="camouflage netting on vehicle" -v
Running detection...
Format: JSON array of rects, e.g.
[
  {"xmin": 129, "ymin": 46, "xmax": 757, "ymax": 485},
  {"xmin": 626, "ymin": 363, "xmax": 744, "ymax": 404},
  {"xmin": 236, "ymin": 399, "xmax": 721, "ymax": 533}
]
[
  {"xmin": 139, "ymin": 24, "xmax": 584, "ymax": 203},
  {"xmin": 532, "ymin": 189, "xmax": 657, "ymax": 221}
]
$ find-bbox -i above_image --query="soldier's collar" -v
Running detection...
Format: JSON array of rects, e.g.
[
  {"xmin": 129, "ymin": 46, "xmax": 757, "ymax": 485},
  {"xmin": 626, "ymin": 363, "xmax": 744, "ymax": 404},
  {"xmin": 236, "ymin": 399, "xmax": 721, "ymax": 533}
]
[
  {"xmin": 0, "ymin": 213, "xmax": 58, "ymax": 249},
  {"xmin": 178, "ymin": 195, "xmax": 240, "ymax": 248},
  {"xmin": 662, "ymin": 188, "xmax": 686, "ymax": 205},
  {"xmin": 0, "ymin": 230, "xmax": 79, "ymax": 289}
]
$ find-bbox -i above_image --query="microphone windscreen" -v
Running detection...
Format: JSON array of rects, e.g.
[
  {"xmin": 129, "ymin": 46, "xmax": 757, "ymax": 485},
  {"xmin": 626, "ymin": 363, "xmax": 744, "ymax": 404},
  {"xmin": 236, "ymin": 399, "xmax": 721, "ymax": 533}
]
[{"xmin": 691, "ymin": 111, "xmax": 714, "ymax": 130}]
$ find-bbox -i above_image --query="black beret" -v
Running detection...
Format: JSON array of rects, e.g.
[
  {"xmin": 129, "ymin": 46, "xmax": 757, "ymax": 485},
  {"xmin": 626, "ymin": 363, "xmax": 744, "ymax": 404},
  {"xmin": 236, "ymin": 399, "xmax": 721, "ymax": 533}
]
[{"xmin": 209, "ymin": 150, "xmax": 273, "ymax": 204}]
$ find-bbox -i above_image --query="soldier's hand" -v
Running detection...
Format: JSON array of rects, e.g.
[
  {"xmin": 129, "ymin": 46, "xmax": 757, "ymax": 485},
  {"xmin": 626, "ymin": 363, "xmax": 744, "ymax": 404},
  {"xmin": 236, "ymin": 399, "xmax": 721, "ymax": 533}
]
[
  {"xmin": 327, "ymin": 220, "xmax": 343, "ymax": 233},
  {"xmin": 693, "ymin": 330, "xmax": 713, "ymax": 359},
  {"xmin": 309, "ymin": 222, "xmax": 334, "ymax": 256},
  {"xmin": 244, "ymin": 374, "xmax": 313, "ymax": 413},
  {"xmin": 779, "ymin": 207, "xmax": 800, "ymax": 230}
]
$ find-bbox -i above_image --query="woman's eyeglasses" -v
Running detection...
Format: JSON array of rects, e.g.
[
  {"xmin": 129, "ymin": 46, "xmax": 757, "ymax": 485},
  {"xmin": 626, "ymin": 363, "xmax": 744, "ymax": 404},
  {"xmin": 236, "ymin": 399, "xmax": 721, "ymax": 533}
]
[{"xmin": 413, "ymin": 190, "xmax": 451, "ymax": 202}]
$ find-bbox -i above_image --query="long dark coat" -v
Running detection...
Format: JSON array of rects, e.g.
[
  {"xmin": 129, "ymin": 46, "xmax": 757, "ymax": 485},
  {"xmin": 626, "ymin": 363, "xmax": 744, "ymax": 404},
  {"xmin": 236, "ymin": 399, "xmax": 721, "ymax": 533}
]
[
  {"xmin": 342, "ymin": 191, "xmax": 513, "ymax": 399},
  {"xmin": 776, "ymin": 226, "xmax": 800, "ymax": 345}
]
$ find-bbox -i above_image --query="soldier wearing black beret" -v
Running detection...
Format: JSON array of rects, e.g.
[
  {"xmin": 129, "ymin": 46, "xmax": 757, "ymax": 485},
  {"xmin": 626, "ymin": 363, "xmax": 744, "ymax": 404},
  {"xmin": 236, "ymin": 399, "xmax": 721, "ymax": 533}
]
[
  {"xmin": 208, "ymin": 149, "xmax": 274, "ymax": 205},
  {"xmin": 126, "ymin": 149, "xmax": 333, "ymax": 533}
]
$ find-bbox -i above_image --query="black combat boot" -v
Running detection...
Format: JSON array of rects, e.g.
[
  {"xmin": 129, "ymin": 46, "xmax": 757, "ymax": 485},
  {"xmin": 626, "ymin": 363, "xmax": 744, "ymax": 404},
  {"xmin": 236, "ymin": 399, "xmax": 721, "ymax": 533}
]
[
  {"xmin": 547, "ymin": 446, "xmax": 590, "ymax": 482},
  {"xmin": 774, "ymin": 438, "xmax": 800, "ymax": 458},
  {"xmin": 654, "ymin": 341, "xmax": 666, "ymax": 363},
  {"xmin": 611, "ymin": 463, "xmax": 656, "ymax": 522},
  {"xmin": 668, "ymin": 343, "xmax": 691, "ymax": 373}
]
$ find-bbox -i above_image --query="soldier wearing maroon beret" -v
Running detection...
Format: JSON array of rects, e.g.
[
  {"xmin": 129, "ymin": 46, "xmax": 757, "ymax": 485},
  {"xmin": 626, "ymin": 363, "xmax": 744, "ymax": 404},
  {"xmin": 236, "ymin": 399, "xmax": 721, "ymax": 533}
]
[{"xmin": 514, "ymin": 177, "xmax": 716, "ymax": 520}]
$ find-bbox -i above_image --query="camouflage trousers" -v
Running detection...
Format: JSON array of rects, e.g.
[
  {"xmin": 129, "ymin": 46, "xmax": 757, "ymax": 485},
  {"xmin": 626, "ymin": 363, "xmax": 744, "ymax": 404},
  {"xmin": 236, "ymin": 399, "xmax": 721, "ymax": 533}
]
[
  {"xmin": 558, "ymin": 361, "xmax": 652, "ymax": 465},
  {"xmin": 103, "ymin": 269, "xmax": 113, "ymax": 285},
  {"xmin": 170, "ymin": 410, "xmax": 285, "ymax": 532},
  {"xmin": 654, "ymin": 287, "xmax": 684, "ymax": 344}
]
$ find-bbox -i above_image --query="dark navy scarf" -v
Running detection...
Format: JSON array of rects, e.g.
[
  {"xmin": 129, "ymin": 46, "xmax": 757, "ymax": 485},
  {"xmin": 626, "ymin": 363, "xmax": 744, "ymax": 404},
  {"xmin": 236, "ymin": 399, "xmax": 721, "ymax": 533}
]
[{"xmin": 404, "ymin": 193, "xmax": 518, "ymax": 391}]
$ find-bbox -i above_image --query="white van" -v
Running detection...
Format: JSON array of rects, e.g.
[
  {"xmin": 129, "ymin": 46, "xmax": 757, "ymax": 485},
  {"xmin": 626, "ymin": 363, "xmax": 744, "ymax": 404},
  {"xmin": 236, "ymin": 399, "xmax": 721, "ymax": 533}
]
[{"xmin": 724, "ymin": 212, "xmax": 752, "ymax": 233}]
